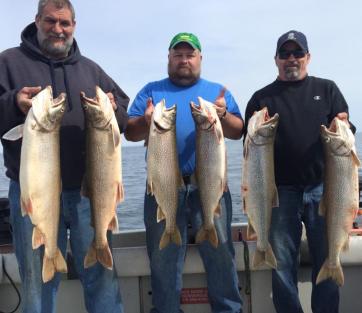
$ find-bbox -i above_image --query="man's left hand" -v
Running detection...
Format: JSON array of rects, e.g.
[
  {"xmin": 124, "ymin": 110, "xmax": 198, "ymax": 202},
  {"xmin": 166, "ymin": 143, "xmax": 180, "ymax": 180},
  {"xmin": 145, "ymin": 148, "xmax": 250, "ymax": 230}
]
[
  {"xmin": 336, "ymin": 112, "xmax": 350, "ymax": 128},
  {"xmin": 107, "ymin": 92, "xmax": 117, "ymax": 111},
  {"xmin": 214, "ymin": 87, "xmax": 227, "ymax": 119}
]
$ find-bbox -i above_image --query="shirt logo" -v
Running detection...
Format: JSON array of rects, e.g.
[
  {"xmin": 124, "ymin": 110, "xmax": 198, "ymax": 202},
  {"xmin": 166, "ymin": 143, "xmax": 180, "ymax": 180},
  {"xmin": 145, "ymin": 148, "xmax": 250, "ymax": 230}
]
[{"xmin": 313, "ymin": 95, "xmax": 321, "ymax": 100}]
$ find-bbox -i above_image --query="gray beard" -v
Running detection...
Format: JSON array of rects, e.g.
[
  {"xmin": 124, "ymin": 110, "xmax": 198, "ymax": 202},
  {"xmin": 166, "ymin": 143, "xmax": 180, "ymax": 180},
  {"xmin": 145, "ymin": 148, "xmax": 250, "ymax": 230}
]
[
  {"xmin": 285, "ymin": 67, "xmax": 300, "ymax": 81},
  {"xmin": 37, "ymin": 30, "xmax": 73, "ymax": 59}
]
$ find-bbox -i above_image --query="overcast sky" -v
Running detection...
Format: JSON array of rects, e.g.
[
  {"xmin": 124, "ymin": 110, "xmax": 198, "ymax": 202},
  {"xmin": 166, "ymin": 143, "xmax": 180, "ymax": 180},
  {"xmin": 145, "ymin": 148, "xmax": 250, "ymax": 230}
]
[{"xmin": 1, "ymin": 0, "xmax": 361, "ymax": 147}]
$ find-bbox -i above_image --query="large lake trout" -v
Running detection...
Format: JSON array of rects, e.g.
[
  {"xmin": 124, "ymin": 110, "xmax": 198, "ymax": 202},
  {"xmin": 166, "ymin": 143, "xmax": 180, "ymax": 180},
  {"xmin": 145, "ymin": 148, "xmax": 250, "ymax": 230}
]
[
  {"xmin": 8, "ymin": 86, "xmax": 67, "ymax": 282},
  {"xmin": 317, "ymin": 117, "xmax": 360, "ymax": 286},
  {"xmin": 242, "ymin": 107, "xmax": 279, "ymax": 268},
  {"xmin": 191, "ymin": 97, "xmax": 226, "ymax": 248},
  {"xmin": 147, "ymin": 100, "xmax": 182, "ymax": 249},
  {"xmin": 81, "ymin": 86, "xmax": 124, "ymax": 270}
]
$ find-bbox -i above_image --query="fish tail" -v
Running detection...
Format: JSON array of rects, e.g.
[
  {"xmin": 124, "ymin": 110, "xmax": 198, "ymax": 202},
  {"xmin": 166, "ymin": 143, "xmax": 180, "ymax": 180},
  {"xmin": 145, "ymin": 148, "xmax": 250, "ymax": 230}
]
[
  {"xmin": 84, "ymin": 242, "xmax": 98, "ymax": 268},
  {"xmin": 253, "ymin": 243, "xmax": 277, "ymax": 269},
  {"xmin": 195, "ymin": 225, "xmax": 219, "ymax": 248},
  {"xmin": 265, "ymin": 243, "xmax": 277, "ymax": 269},
  {"xmin": 316, "ymin": 260, "xmax": 344, "ymax": 286},
  {"xmin": 42, "ymin": 249, "xmax": 67, "ymax": 283},
  {"xmin": 252, "ymin": 248, "xmax": 265, "ymax": 268},
  {"xmin": 84, "ymin": 241, "xmax": 113, "ymax": 270},
  {"xmin": 159, "ymin": 226, "xmax": 182, "ymax": 249}
]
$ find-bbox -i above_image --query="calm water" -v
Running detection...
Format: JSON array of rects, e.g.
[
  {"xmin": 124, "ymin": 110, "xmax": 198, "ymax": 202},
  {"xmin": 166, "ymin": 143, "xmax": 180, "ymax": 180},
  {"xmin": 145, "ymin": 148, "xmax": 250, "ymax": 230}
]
[{"xmin": 1, "ymin": 134, "xmax": 361, "ymax": 230}]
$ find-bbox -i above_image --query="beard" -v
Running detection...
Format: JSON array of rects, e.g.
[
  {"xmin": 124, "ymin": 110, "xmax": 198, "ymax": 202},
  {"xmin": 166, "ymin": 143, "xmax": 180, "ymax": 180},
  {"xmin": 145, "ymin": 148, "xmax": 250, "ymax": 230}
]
[
  {"xmin": 284, "ymin": 62, "xmax": 301, "ymax": 81},
  {"xmin": 168, "ymin": 64, "xmax": 200, "ymax": 86},
  {"xmin": 37, "ymin": 28, "xmax": 73, "ymax": 59}
]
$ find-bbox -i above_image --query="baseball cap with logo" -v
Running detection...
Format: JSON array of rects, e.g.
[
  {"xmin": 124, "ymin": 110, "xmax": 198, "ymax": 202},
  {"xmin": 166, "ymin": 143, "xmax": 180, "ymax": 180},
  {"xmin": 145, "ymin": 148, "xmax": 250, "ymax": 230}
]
[
  {"xmin": 169, "ymin": 32, "xmax": 202, "ymax": 51},
  {"xmin": 276, "ymin": 30, "xmax": 309, "ymax": 55}
]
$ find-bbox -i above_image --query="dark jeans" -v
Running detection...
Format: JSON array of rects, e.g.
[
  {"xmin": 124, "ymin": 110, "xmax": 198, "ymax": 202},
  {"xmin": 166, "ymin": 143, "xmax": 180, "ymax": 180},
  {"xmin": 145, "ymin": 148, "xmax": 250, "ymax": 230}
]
[{"xmin": 270, "ymin": 184, "xmax": 339, "ymax": 313}]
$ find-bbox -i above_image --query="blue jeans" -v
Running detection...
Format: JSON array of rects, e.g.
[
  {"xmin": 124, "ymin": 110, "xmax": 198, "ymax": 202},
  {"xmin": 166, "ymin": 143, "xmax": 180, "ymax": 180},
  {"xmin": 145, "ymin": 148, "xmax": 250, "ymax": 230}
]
[
  {"xmin": 145, "ymin": 184, "xmax": 242, "ymax": 313},
  {"xmin": 8, "ymin": 180, "xmax": 123, "ymax": 313},
  {"xmin": 270, "ymin": 184, "xmax": 339, "ymax": 313}
]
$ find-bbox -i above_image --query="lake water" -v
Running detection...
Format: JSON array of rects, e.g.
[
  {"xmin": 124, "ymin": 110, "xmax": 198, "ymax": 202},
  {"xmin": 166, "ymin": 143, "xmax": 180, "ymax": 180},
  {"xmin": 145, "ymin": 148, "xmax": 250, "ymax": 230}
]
[{"xmin": 1, "ymin": 134, "xmax": 361, "ymax": 230}]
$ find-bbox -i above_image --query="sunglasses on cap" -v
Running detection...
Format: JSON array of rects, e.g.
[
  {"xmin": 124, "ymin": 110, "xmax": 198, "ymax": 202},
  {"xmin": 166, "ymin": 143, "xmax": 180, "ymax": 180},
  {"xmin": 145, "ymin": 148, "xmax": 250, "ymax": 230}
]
[{"xmin": 278, "ymin": 49, "xmax": 307, "ymax": 60}]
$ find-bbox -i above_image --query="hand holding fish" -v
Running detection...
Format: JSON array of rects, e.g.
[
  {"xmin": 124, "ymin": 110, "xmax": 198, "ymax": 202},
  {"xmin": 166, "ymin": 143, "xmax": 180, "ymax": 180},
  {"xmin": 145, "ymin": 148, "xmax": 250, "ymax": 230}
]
[
  {"xmin": 336, "ymin": 112, "xmax": 350, "ymax": 128},
  {"xmin": 106, "ymin": 92, "xmax": 117, "ymax": 111},
  {"xmin": 16, "ymin": 86, "xmax": 42, "ymax": 114},
  {"xmin": 214, "ymin": 87, "xmax": 227, "ymax": 120},
  {"xmin": 144, "ymin": 98, "xmax": 155, "ymax": 126}
]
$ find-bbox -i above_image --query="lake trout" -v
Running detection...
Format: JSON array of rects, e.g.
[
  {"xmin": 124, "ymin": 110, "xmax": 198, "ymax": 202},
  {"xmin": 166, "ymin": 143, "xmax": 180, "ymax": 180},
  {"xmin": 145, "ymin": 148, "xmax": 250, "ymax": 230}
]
[
  {"xmin": 147, "ymin": 99, "xmax": 182, "ymax": 249},
  {"xmin": 316, "ymin": 117, "xmax": 360, "ymax": 286},
  {"xmin": 242, "ymin": 107, "xmax": 279, "ymax": 268},
  {"xmin": 81, "ymin": 86, "xmax": 124, "ymax": 270},
  {"xmin": 191, "ymin": 97, "xmax": 226, "ymax": 248},
  {"xmin": 7, "ymin": 86, "xmax": 67, "ymax": 283}
]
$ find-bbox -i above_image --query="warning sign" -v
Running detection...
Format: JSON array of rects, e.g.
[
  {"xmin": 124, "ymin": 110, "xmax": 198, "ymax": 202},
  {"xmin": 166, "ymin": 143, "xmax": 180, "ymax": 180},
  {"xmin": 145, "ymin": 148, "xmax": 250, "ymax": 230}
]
[{"xmin": 181, "ymin": 288, "xmax": 209, "ymax": 304}]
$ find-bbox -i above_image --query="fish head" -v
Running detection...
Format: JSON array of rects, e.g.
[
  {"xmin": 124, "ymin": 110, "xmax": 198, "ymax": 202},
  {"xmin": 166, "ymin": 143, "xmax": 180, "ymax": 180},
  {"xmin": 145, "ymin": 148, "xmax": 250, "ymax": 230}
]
[
  {"xmin": 81, "ymin": 86, "xmax": 114, "ymax": 129},
  {"xmin": 321, "ymin": 117, "xmax": 356, "ymax": 157},
  {"xmin": 247, "ymin": 107, "xmax": 279, "ymax": 142},
  {"xmin": 152, "ymin": 100, "xmax": 176, "ymax": 132},
  {"xmin": 190, "ymin": 97, "xmax": 217, "ymax": 130},
  {"xmin": 31, "ymin": 86, "xmax": 66, "ymax": 132}
]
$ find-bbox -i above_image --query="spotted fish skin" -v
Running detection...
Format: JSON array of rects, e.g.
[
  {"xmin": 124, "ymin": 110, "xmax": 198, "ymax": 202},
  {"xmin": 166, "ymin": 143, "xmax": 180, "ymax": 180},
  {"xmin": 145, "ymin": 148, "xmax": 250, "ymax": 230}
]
[
  {"xmin": 242, "ymin": 107, "xmax": 279, "ymax": 269},
  {"xmin": 316, "ymin": 117, "xmax": 360, "ymax": 286}
]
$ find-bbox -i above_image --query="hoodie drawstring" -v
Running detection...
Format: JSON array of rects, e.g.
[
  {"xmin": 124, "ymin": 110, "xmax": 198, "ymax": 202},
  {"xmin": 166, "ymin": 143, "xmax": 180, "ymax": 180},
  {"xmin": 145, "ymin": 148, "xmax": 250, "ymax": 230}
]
[{"xmin": 48, "ymin": 61, "xmax": 73, "ymax": 111}]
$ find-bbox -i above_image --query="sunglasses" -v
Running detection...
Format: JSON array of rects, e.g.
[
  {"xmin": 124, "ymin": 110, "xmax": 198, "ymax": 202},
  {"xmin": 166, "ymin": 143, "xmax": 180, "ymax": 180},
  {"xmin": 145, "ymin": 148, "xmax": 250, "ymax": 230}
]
[{"xmin": 278, "ymin": 50, "xmax": 307, "ymax": 60}]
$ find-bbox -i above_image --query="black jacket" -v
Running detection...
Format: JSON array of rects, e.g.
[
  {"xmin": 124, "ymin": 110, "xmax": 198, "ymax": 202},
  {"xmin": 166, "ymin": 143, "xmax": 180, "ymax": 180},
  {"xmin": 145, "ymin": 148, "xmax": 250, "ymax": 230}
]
[
  {"xmin": 245, "ymin": 75, "xmax": 354, "ymax": 185},
  {"xmin": 0, "ymin": 23, "xmax": 129, "ymax": 189}
]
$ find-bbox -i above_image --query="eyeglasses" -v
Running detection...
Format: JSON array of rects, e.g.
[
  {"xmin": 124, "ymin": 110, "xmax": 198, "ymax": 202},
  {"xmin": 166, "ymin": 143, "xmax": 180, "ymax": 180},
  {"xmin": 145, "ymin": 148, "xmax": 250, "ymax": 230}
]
[{"xmin": 278, "ymin": 50, "xmax": 307, "ymax": 60}]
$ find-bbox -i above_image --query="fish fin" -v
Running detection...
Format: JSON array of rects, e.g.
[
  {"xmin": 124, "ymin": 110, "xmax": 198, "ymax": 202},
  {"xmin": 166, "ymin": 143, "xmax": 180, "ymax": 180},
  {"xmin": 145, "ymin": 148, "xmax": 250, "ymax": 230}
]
[
  {"xmin": 147, "ymin": 180, "xmax": 153, "ymax": 195},
  {"xmin": 253, "ymin": 244, "xmax": 277, "ymax": 269},
  {"xmin": 351, "ymin": 149, "xmax": 361, "ymax": 167},
  {"xmin": 54, "ymin": 249, "xmax": 68, "ymax": 274},
  {"xmin": 318, "ymin": 197, "xmax": 327, "ymax": 216},
  {"xmin": 214, "ymin": 203, "xmax": 221, "ymax": 217},
  {"xmin": 42, "ymin": 255, "xmax": 56, "ymax": 283},
  {"xmin": 108, "ymin": 215, "xmax": 119, "ymax": 231},
  {"xmin": 159, "ymin": 226, "xmax": 182, "ymax": 249},
  {"xmin": 316, "ymin": 260, "xmax": 344, "ymax": 286},
  {"xmin": 32, "ymin": 226, "xmax": 45, "ymax": 249},
  {"xmin": 20, "ymin": 197, "xmax": 31, "ymax": 216},
  {"xmin": 116, "ymin": 182, "xmax": 124, "ymax": 203},
  {"xmin": 179, "ymin": 174, "xmax": 185, "ymax": 188},
  {"xmin": 97, "ymin": 244, "xmax": 113, "ymax": 270},
  {"xmin": 2, "ymin": 124, "xmax": 24, "ymax": 141},
  {"xmin": 272, "ymin": 186, "xmax": 279, "ymax": 207},
  {"xmin": 213, "ymin": 123, "xmax": 223, "ymax": 144},
  {"xmin": 157, "ymin": 206, "xmax": 166, "ymax": 222},
  {"xmin": 111, "ymin": 124, "xmax": 121, "ymax": 148},
  {"xmin": 84, "ymin": 242, "xmax": 97, "ymax": 268},
  {"xmin": 247, "ymin": 222, "xmax": 257, "ymax": 241},
  {"xmin": 195, "ymin": 225, "xmax": 218, "ymax": 248},
  {"xmin": 342, "ymin": 234, "xmax": 350, "ymax": 251},
  {"xmin": 42, "ymin": 251, "xmax": 68, "ymax": 283},
  {"xmin": 252, "ymin": 249, "xmax": 265, "ymax": 268},
  {"xmin": 265, "ymin": 243, "xmax": 278, "ymax": 269}
]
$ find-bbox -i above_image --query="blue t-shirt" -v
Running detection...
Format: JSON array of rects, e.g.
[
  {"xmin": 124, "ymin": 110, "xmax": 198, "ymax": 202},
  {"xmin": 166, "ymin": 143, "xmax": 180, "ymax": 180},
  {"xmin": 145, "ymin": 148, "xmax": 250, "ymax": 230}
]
[{"xmin": 128, "ymin": 78, "xmax": 242, "ymax": 175}]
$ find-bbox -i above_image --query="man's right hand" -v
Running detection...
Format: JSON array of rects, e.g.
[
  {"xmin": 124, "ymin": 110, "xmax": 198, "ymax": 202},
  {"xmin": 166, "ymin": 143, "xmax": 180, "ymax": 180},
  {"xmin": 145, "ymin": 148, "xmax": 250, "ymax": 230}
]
[
  {"xmin": 144, "ymin": 98, "xmax": 154, "ymax": 126},
  {"xmin": 16, "ymin": 86, "xmax": 42, "ymax": 114}
]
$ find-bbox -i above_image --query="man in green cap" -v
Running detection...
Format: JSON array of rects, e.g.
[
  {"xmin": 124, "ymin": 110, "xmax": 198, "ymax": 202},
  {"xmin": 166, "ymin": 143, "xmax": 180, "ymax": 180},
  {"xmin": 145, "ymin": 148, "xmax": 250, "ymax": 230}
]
[{"xmin": 125, "ymin": 32, "xmax": 244, "ymax": 313}]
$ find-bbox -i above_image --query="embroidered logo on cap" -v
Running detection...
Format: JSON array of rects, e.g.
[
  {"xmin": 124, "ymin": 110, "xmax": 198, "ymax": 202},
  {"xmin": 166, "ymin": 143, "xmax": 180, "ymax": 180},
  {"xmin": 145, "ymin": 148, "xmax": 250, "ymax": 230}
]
[
  {"xmin": 288, "ymin": 32, "xmax": 296, "ymax": 40},
  {"xmin": 313, "ymin": 96, "xmax": 321, "ymax": 100}
]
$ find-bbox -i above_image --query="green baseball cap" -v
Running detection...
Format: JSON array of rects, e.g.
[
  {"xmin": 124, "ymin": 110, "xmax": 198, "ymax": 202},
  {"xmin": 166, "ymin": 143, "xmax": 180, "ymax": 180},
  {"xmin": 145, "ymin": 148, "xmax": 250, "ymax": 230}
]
[{"xmin": 169, "ymin": 32, "xmax": 202, "ymax": 51}]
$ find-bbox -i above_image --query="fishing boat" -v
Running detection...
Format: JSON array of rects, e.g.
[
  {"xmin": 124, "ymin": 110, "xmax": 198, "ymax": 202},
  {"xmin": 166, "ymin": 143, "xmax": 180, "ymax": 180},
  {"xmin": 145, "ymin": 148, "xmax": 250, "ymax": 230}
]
[{"xmin": 1, "ymin": 177, "xmax": 362, "ymax": 313}]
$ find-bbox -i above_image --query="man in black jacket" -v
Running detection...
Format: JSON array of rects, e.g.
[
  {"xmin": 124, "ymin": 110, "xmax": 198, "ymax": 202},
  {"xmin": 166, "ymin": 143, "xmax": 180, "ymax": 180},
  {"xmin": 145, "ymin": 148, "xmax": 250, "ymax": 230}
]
[
  {"xmin": 0, "ymin": 1, "xmax": 129, "ymax": 312},
  {"xmin": 244, "ymin": 30, "xmax": 354, "ymax": 313}
]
